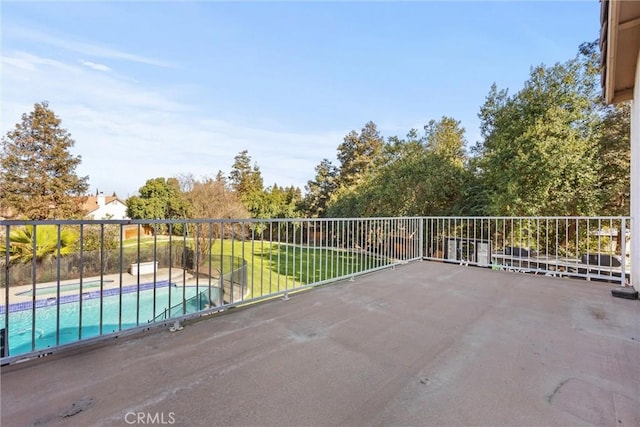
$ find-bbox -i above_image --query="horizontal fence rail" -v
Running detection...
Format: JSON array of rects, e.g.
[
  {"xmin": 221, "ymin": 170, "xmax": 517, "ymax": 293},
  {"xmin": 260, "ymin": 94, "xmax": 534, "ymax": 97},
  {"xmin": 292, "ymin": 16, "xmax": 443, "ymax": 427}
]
[
  {"xmin": 423, "ymin": 216, "xmax": 631, "ymax": 285},
  {"xmin": 0, "ymin": 216, "xmax": 631, "ymax": 363},
  {"xmin": 1, "ymin": 217, "xmax": 421, "ymax": 363}
]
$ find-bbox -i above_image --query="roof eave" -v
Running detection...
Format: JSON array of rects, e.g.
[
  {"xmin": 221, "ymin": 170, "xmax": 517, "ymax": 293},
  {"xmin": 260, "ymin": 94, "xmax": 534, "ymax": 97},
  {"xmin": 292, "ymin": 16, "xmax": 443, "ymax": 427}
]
[{"xmin": 603, "ymin": 0, "xmax": 620, "ymax": 104}]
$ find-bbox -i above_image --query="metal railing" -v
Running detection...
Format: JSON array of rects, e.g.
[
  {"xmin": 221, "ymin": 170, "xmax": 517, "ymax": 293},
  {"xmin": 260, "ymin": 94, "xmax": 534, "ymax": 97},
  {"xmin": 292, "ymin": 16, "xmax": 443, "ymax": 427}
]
[
  {"xmin": 150, "ymin": 290, "xmax": 210, "ymax": 323},
  {"xmin": 423, "ymin": 217, "xmax": 631, "ymax": 284},
  {"xmin": 1, "ymin": 217, "xmax": 421, "ymax": 363},
  {"xmin": 0, "ymin": 216, "xmax": 631, "ymax": 363}
]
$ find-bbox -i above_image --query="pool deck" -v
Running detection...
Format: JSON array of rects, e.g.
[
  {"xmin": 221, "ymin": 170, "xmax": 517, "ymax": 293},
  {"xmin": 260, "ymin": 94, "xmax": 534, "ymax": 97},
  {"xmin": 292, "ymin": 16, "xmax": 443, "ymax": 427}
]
[{"xmin": 1, "ymin": 261, "xmax": 639, "ymax": 426}]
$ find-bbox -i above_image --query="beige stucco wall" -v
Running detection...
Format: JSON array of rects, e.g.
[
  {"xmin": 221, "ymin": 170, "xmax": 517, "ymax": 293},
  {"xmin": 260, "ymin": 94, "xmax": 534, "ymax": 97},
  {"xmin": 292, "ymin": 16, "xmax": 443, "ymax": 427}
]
[{"xmin": 631, "ymin": 46, "xmax": 640, "ymax": 289}]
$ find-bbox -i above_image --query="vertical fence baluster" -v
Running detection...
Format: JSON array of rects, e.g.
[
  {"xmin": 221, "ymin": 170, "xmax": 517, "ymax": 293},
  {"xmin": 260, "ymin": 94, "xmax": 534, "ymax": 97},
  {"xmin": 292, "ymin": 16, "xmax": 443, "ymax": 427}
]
[
  {"xmin": 79, "ymin": 224, "xmax": 84, "ymax": 339},
  {"xmin": 99, "ymin": 224, "xmax": 104, "ymax": 335},
  {"xmin": 118, "ymin": 223, "xmax": 123, "ymax": 331},
  {"xmin": 152, "ymin": 224, "xmax": 158, "ymax": 321},
  {"xmin": 208, "ymin": 223, "xmax": 213, "ymax": 309},
  {"xmin": 234, "ymin": 219, "xmax": 238, "ymax": 301},
  {"xmin": 4, "ymin": 224, "xmax": 11, "ymax": 357},
  {"xmin": 621, "ymin": 218, "xmax": 627, "ymax": 286},
  {"xmin": 31, "ymin": 225, "xmax": 37, "ymax": 351},
  {"xmin": 182, "ymin": 222, "xmax": 187, "ymax": 313},
  {"xmin": 268, "ymin": 221, "xmax": 272, "ymax": 295},
  {"xmin": 219, "ymin": 221, "xmax": 225, "ymax": 306},
  {"xmin": 135, "ymin": 224, "xmax": 141, "ymax": 326},
  {"xmin": 55, "ymin": 225, "xmax": 61, "ymax": 346},
  {"xmin": 195, "ymin": 223, "xmax": 200, "ymax": 307}
]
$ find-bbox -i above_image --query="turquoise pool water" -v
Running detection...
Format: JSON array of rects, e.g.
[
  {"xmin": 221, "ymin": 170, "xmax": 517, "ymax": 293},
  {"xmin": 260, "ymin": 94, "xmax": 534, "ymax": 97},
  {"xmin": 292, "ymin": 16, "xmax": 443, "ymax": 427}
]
[{"xmin": 2, "ymin": 285, "xmax": 215, "ymax": 358}]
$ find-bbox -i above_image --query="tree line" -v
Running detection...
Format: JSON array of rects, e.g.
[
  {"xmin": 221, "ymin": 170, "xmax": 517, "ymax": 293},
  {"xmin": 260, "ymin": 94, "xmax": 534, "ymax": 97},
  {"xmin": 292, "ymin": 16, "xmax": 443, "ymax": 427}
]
[
  {"xmin": 304, "ymin": 41, "xmax": 630, "ymax": 218},
  {"xmin": 125, "ymin": 151, "xmax": 303, "ymax": 230},
  {"xmin": 0, "ymin": 41, "xmax": 630, "ymax": 222}
]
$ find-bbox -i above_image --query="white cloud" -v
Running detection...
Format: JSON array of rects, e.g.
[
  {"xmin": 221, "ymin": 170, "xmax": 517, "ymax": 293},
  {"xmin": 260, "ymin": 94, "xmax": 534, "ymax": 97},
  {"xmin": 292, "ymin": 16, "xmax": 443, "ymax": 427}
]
[
  {"xmin": 79, "ymin": 60, "xmax": 111, "ymax": 72},
  {"xmin": 3, "ymin": 52, "xmax": 79, "ymax": 74},
  {"xmin": 1, "ymin": 50, "xmax": 341, "ymax": 198},
  {"xmin": 7, "ymin": 26, "xmax": 175, "ymax": 68}
]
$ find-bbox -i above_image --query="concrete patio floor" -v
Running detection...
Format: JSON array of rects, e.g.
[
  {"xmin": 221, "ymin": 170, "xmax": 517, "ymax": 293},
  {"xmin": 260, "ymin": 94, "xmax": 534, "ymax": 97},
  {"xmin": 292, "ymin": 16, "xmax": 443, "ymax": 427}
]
[{"xmin": 1, "ymin": 261, "xmax": 639, "ymax": 426}]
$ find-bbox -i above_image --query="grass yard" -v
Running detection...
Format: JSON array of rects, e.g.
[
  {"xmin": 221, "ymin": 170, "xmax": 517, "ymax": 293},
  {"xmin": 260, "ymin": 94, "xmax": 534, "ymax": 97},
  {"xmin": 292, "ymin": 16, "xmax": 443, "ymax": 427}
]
[
  {"xmin": 203, "ymin": 240, "xmax": 385, "ymax": 299},
  {"xmin": 205, "ymin": 239, "xmax": 297, "ymax": 299},
  {"xmin": 254, "ymin": 244, "xmax": 384, "ymax": 284},
  {"xmin": 188, "ymin": 239, "xmax": 385, "ymax": 298},
  {"xmin": 50, "ymin": 235, "xmax": 388, "ymax": 300}
]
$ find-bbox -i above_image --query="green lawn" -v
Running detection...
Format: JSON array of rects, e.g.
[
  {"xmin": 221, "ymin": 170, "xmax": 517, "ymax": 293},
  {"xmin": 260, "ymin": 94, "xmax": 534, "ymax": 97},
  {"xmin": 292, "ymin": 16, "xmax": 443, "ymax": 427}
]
[
  {"xmin": 206, "ymin": 239, "xmax": 295, "ymax": 299},
  {"xmin": 100, "ymin": 237, "xmax": 385, "ymax": 300},
  {"xmin": 204, "ymin": 240, "xmax": 384, "ymax": 299},
  {"xmin": 254, "ymin": 243, "xmax": 383, "ymax": 283}
]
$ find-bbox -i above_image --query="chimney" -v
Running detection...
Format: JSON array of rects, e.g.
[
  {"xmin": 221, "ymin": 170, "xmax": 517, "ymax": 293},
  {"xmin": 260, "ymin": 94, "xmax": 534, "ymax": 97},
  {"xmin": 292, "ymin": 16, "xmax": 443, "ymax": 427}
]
[{"xmin": 97, "ymin": 192, "xmax": 106, "ymax": 207}]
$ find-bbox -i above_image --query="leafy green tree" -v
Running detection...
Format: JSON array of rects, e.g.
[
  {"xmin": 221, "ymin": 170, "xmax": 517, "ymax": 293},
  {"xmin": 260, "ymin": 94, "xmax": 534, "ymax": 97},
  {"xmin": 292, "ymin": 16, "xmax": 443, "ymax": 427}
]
[
  {"xmin": 332, "ymin": 152, "xmax": 464, "ymax": 218},
  {"xmin": 327, "ymin": 117, "xmax": 467, "ymax": 217},
  {"xmin": 229, "ymin": 150, "xmax": 264, "ymax": 197},
  {"xmin": 126, "ymin": 177, "xmax": 190, "ymax": 234},
  {"xmin": 283, "ymin": 185, "xmax": 303, "ymax": 216},
  {"xmin": 228, "ymin": 150, "xmax": 267, "ymax": 217},
  {"xmin": 81, "ymin": 222, "xmax": 121, "ymax": 251},
  {"xmin": 263, "ymin": 184, "xmax": 302, "ymax": 218},
  {"xmin": 324, "ymin": 40, "xmax": 629, "ymax": 221},
  {"xmin": 73, "ymin": 222, "xmax": 122, "ymax": 278},
  {"xmin": 325, "ymin": 185, "xmax": 368, "ymax": 217},
  {"xmin": 382, "ymin": 129, "xmax": 425, "ymax": 166},
  {"xmin": 596, "ymin": 102, "xmax": 631, "ymax": 215},
  {"xmin": 336, "ymin": 121, "xmax": 384, "ymax": 188},
  {"xmin": 475, "ymin": 54, "xmax": 601, "ymax": 216},
  {"xmin": 454, "ymin": 156, "xmax": 492, "ymax": 216},
  {"xmin": 1, "ymin": 225, "xmax": 78, "ymax": 265},
  {"xmin": 424, "ymin": 117, "xmax": 467, "ymax": 165},
  {"xmin": 303, "ymin": 159, "xmax": 339, "ymax": 217},
  {"xmin": 0, "ymin": 101, "xmax": 89, "ymax": 219}
]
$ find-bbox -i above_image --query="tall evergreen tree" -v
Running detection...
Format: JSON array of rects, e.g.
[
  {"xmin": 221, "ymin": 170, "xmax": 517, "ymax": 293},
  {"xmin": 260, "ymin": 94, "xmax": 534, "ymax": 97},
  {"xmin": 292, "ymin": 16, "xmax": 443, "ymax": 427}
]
[
  {"xmin": 336, "ymin": 121, "xmax": 384, "ymax": 188},
  {"xmin": 0, "ymin": 101, "xmax": 89, "ymax": 219},
  {"xmin": 382, "ymin": 129, "xmax": 425, "ymax": 166},
  {"xmin": 229, "ymin": 150, "xmax": 264, "ymax": 196},
  {"xmin": 424, "ymin": 117, "xmax": 467, "ymax": 164},
  {"xmin": 304, "ymin": 159, "xmax": 338, "ymax": 217},
  {"xmin": 228, "ymin": 150, "xmax": 267, "ymax": 217},
  {"xmin": 327, "ymin": 117, "xmax": 467, "ymax": 217}
]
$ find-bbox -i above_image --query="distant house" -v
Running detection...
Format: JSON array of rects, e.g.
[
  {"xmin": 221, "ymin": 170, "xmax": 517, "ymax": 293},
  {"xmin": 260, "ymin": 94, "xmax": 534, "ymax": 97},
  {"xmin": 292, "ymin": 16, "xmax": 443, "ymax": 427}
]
[{"xmin": 82, "ymin": 194, "xmax": 129, "ymax": 220}]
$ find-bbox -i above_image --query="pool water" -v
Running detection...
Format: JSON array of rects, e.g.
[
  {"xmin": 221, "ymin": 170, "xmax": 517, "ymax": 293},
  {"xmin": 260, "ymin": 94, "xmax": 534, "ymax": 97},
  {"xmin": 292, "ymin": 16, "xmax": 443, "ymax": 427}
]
[{"xmin": 2, "ymin": 285, "xmax": 216, "ymax": 358}]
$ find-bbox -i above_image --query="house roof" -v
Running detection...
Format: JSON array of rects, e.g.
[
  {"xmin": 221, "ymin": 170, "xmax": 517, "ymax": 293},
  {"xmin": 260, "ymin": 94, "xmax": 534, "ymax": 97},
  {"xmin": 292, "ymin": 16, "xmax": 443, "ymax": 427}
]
[
  {"xmin": 600, "ymin": 0, "xmax": 640, "ymax": 104},
  {"xmin": 82, "ymin": 195, "xmax": 125, "ymax": 214}
]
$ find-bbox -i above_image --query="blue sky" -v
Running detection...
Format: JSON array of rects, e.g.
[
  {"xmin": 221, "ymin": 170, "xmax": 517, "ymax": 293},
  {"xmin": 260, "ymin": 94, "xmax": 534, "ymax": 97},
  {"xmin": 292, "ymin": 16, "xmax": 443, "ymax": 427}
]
[{"xmin": 2, "ymin": 1, "xmax": 601, "ymax": 198}]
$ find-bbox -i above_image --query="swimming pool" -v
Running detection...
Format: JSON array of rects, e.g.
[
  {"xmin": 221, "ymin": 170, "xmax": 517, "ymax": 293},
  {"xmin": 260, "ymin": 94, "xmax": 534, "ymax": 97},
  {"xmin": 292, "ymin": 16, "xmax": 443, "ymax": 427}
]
[
  {"xmin": 14, "ymin": 280, "xmax": 114, "ymax": 297},
  {"xmin": 2, "ymin": 285, "xmax": 218, "ymax": 358}
]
